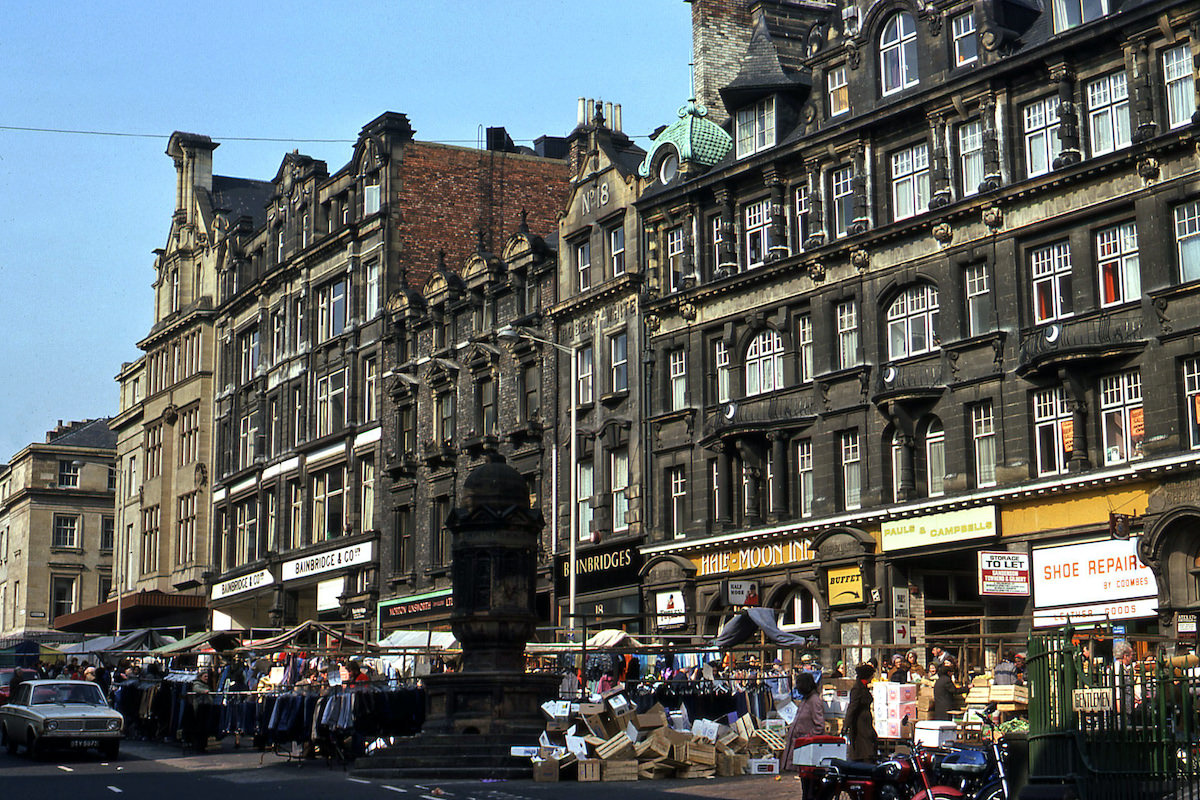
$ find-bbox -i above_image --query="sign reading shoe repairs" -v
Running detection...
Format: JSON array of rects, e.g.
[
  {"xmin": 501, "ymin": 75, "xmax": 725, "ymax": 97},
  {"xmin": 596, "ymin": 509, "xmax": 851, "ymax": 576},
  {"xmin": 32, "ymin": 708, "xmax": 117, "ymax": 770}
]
[
  {"xmin": 283, "ymin": 541, "xmax": 373, "ymax": 581},
  {"xmin": 881, "ymin": 506, "xmax": 997, "ymax": 552},
  {"xmin": 1032, "ymin": 537, "xmax": 1157, "ymax": 627}
]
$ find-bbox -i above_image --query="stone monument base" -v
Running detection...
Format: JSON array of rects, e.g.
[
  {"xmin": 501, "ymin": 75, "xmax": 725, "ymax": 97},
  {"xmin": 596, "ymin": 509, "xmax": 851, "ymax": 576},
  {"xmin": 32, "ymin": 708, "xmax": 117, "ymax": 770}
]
[{"xmin": 353, "ymin": 671, "xmax": 559, "ymax": 779}]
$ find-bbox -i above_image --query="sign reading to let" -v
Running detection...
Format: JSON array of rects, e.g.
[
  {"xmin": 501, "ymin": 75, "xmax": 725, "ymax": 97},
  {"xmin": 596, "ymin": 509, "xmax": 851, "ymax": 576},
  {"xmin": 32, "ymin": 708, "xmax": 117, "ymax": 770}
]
[
  {"xmin": 827, "ymin": 566, "xmax": 864, "ymax": 607},
  {"xmin": 979, "ymin": 551, "xmax": 1031, "ymax": 596},
  {"xmin": 881, "ymin": 506, "xmax": 997, "ymax": 552}
]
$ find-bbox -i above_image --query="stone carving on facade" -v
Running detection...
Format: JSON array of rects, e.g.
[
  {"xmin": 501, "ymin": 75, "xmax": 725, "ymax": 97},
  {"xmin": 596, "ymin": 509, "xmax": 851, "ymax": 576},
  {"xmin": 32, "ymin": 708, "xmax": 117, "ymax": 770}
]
[
  {"xmin": 846, "ymin": 42, "xmax": 860, "ymax": 70},
  {"xmin": 859, "ymin": 367, "xmax": 871, "ymax": 403},
  {"xmin": 982, "ymin": 204, "xmax": 1004, "ymax": 231},
  {"xmin": 1137, "ymin": 156, "xmax": 1161, "ymax": 181},
  {"xmin": 932, "ymin": 222, "xmax": 954, "ymax": 245},
  {"xmin": 850, "ymin": 248, "xmax": 869, "ymax": 272},
  {"xmin": 991, "ymin": 337, "xmax": 1004, "ymax": 371},
  {"xmin": 162, "ymin": 404, "xmax": 178, "ymax": 425},
  {"xmin": 808, "ymin": 259, "xmax": 826, "ymax": 283},
  {"xmin": 1153, "ymin": 296, "xmax": 1172, "ymax": 333},
  {"xmin": 926, "ymin": 10, "xmax": 943, "ymax": 36},
  {"xmin": 644, "ymin": 314, "xmax": 661, "ymax": 333},
  {"xmin": 679, "ymin": 302, "xmax": 697, "ymax": 321}
]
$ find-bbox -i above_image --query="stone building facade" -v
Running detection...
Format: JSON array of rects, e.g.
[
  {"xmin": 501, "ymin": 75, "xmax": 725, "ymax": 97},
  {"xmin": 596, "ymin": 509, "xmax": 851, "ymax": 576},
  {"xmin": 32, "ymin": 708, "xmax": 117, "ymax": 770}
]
[
  {"xmin": 547, "ymin": 100, "xmax": 652, "ymax": 633},
  {"xmin": 203, "ymin": 113, "xmax": 568, "ymax": 633},
  {"xmin": 633, "ymin": 0, "xmax": 1200, "ymax": 663},
  {"xmin": 0, "ymin": 420, "xmax": 116, "ymax": 638}
]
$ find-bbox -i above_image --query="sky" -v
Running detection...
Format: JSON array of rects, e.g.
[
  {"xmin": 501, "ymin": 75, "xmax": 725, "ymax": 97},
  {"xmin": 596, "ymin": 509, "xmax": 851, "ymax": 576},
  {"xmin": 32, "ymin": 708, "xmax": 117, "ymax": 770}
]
[{"xmin": 0, "ymin": 1, "xmax": 694, "ymax": 461}]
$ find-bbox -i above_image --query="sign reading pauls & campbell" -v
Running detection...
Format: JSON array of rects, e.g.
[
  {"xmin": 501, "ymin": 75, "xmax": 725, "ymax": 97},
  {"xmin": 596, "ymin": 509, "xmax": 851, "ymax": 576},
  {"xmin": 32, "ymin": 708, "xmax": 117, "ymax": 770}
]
[{"xmin": 881, "ymin": 506, "xmax": 998, "ymax": 552}]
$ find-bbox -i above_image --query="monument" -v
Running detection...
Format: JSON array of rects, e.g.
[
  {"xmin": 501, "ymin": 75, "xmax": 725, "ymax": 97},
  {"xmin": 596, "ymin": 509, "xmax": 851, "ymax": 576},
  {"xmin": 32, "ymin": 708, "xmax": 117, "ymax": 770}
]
[{"xmin": 355, "ymin": 458, "xmax": 560, "ymax": 778}]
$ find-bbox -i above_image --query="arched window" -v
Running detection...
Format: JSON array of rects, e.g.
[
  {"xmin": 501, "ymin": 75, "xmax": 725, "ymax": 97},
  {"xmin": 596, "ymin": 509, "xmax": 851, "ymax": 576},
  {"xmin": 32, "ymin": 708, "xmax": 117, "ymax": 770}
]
[
  {"xmin": 745, "ymin": 330, "xmax": 784, "ymax": 396},
  {"xmin": 925, "ymin": 419, "xmax": 945, "ymax": 497},
  {"xmin": 780, "ymin": 585, "xmax": 821, "ymax": 631},
  {"xmin": 880, "ymin": 12, "xmax": 919, "ymax": 95},
  {"xmin": 887, "ymin": 284, "xmax": 939, "ymax": 360}
]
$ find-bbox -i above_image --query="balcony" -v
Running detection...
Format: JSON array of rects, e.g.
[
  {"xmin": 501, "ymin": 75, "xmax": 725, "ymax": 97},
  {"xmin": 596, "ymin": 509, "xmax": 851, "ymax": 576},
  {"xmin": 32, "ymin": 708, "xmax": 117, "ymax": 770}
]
[
  {"xmin": 421, "ymin": 439, "xmax": 457, "ymax": 469},
  {"xmin": 872, "ymin": 358, "xmax": 947, "ymax": 405},
  {"xmin": 1017, "ymin": 312, "xmax": 1146, "ymax": 377},
  {"xmin": 701, "ymin": 394, "xmax": 817, "ymax": 442}
]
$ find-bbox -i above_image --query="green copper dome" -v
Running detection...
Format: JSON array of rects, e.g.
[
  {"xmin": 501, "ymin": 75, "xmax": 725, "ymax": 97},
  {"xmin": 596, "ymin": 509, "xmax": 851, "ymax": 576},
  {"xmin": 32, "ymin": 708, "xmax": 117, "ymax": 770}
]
[{"xmin": 638, "ymin": 99, "xmax": 732, "ymax": 181}]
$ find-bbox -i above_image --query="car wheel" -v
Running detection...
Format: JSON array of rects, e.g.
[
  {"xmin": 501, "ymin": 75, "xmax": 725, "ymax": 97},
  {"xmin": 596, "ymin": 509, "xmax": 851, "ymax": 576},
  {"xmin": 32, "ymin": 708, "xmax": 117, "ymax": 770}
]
[
  {"xmin": 25, "ymin": 728, "xmax": 40, "ymax": 759},
  {"xmin": 2, "ymin": 725, "xmax": 15, "ymax": 755},
  {"xmin": 101, "ymin": 740, "xmax": 119, "ymax": 760}
]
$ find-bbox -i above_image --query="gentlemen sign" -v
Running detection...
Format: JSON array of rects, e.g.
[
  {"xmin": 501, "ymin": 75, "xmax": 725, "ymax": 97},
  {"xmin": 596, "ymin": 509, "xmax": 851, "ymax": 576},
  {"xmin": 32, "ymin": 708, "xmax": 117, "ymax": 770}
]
[
  {"xmin": 282, "ymin": 541, "xmax": 373, "ymax": 581},
  {"xmin": 211, "ymin": 568, "xmax": 273, "ymax": 600},
  {"xmin": 881, "ymin": 506, "xmax": 997, "ymax": 552},
  {"xmin": 979, "ymin": 551, "xmax": 1031, "ymax": 596}
]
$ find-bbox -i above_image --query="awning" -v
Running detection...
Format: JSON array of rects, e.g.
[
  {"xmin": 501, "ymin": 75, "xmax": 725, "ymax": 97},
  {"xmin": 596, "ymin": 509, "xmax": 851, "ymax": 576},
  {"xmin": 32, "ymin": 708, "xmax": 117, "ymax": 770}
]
[
  {"xmin": 377, "ymin": 630, "xmax": 458, "ymax": 651},
  {"xmin": 58, "ymin": 629, "xmax": 178, "ymax": 659},
  {"xmin": 710, "ymin": 607, "xmax": 808, "ymax": 648},
  {"xmin": 151, "ymin": 631, "xmax": 243, "ymax": 655},
  {"xmin": 51, "ymin": 590, "xmax": 207, "ymax": 633},
  {"xmin": 586, "ymin": 629, "xmax": 646, "ymax": 649},
  {"xmin": 239, "ymin": 620, "xmax": 371, "ymax": 652}
]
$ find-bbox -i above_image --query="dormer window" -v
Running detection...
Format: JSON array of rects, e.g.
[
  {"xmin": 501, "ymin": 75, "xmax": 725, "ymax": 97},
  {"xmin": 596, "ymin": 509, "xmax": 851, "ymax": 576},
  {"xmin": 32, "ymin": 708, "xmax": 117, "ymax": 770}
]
[
  {"xmin": 735, "ymin": 96, "xmax": 776, "ymax": 158},
  {"xmin": 951, "ymin": 12, "xmax": 978, "ymax": 66},
  {"xmin": 659, "ymin": 152, "xmax": 680, "ymax": 184},
  {"xmin": 362, "ymin": 176, "xmax": 380, "ymax": 216},
  {"xmin": 880, "ymin": 12, "xmax": 919, "ymax": 95},
  {"xmin": 1052, "ymin": 0, "xmax": 1106, "ymax": 32}
]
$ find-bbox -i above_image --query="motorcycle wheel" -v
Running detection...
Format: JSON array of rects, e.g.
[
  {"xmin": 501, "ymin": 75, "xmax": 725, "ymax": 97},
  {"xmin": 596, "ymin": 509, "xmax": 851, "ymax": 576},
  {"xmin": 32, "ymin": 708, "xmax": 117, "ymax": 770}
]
[{"xmin": 973, "ymin": 785, "xmax": 1006, "ymax": 800}]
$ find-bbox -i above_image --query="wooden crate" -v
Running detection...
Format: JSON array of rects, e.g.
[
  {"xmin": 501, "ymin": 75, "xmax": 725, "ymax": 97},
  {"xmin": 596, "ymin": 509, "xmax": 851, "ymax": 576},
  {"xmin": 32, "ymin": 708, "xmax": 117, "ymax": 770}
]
[
  {"xmin": 679, "ymin": 765, "xmax": 716, "ymax": 779},
  {"xmin": 752, "ymin": 728, "xmax": 787, "ymax": 753},
  {"xmin": 602, "ymin": 759, "xmax": 639, "ymax": 782},
  {"xmin": 717, "ymin": 752, "xmax": 750, "ymax": 777},
  {"xmin": 989, "ymin": 685, "xmax": 1029, "ymax": 704},
  {"xmin": 578, "ymin": 758, "xmax": 602, "ymax": 782},
  {"xmin": 686, "ymin": 741, "xmax": 717, "ymax": 766},
  {"xmin": 597, "ymin": 732, "xmax": 636, "ymax": 761}
]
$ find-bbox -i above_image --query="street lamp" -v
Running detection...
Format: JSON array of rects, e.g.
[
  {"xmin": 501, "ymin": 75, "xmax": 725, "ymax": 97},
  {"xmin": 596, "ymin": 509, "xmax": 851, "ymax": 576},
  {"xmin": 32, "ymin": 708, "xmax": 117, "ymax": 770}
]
[{"xmin": 496, "ymin": 324, "xmax": 579, "ymax": 635}]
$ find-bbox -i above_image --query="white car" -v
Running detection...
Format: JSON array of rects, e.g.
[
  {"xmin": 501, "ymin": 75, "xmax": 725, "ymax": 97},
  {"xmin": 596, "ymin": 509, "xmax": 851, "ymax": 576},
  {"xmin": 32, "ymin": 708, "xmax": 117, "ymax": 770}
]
[{"xmin": 0, "ymin": 679, "xmax": 123, "ymax": 758}]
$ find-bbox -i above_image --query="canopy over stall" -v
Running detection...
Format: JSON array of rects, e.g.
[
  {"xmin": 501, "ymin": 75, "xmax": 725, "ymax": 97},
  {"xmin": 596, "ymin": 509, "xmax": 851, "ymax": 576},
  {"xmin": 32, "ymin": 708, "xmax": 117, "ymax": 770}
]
[
  {"xmin": 710, "ymin": 607, "xmax": 808, "ymax": 648},
  {"xmin": 57, "ymin": 629, "xmax": 178, "ymax": 665},
  {"xmin": 239, "ymin": 620, "xmax": 371, "ymax": 652},
  {"xmin": 151, "ymin": 631, "xmax": 243, "ymax": 655}
]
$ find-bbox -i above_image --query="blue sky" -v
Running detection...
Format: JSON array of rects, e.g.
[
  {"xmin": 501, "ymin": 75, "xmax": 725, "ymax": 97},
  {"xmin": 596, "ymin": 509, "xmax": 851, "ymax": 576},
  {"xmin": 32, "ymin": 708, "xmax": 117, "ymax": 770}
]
[{"xmin": 0, "ymin": 1, "xmax": 693, "ymax": 460}]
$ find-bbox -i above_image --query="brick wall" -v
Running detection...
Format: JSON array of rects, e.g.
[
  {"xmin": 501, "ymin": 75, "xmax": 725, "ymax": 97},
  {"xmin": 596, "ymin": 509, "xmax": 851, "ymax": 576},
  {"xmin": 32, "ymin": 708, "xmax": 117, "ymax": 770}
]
[
  {"xmin": 397, "ymin": 143, "xmax": 569, "ymax": 289},
  {"xmin": 691, "ymin": 0, "xmax": 752, "ymax": 126}
]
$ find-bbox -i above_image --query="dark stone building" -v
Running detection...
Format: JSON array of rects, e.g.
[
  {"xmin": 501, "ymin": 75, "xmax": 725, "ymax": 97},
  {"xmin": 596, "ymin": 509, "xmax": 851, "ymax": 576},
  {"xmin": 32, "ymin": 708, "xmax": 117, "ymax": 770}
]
[{"xmin": 633, "ymin": 0, "xmax": 1200, "ymax": 663}]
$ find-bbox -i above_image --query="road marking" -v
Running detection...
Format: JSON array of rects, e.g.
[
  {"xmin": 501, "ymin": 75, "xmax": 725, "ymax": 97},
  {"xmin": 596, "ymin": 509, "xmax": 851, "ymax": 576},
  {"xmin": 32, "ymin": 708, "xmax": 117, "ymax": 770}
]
[
  {"xmin": 107, "ymin": 787, "xmax": 123, "ymax": 794},
  {"xmin": 57, "ymin": 765, "xmax": 74, "ymax": 772},
  {"xmin": 348, "ymin": 778, "xmax": 371, "ymax": 784},
  {"xmin": 382, "ymin": 787, "xmax": 407, "ymax": 794}
]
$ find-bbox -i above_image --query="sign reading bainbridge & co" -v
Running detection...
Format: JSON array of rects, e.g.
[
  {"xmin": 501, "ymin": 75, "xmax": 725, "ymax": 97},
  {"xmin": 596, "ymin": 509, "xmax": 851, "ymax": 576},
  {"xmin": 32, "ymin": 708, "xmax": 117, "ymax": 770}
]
[
  {"xmin": 282, "ymin": 541, "xmax": 373, "ymax": 582},
  {"xmin": 211, "ymin": 568, "xmax": 274, "ymax": 600},
  {"xmin": 554, "ymin": 542, "xmax": 642, "ymax": 596}
]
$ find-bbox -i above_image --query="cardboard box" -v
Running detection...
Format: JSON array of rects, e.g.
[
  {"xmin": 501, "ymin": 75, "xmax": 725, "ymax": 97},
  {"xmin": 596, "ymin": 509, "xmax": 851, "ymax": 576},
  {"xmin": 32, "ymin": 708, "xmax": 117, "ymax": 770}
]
[
  {"xmin": 887, "ymin": 683, "xmax": 917, "ymax": 703},
  {"xmin": 532, "ymin": 759, "xmax": 559, "ymax": 782},
  {"xmin": 792, "ymin": 736, "xmax": 847, "ymax": 766},
  {"xmin": 578, "ymin": 758, "xmax": 602, "ymax": 782},
  {"xmin": 746, "ymin": 756, "xmax": 780, "ymax": 775},
  {"xmin": 874, "ymin": 719, "xmax": 903, "ymax": 739},
  {"xmin": 635, "ymin": 703, "xmax": 669, "ymax": 729},
  {"xmin": 886, "ymin": 701, "xmax": 918, "ymax": 721}
]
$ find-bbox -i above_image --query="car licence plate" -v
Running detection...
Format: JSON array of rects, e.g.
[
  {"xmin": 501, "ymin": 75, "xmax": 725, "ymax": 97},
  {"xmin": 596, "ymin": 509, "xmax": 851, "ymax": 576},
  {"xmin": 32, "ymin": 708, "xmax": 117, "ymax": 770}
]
[{"xmin": 71, "ymin": 739, "xmax": 99, "ymax": 748}]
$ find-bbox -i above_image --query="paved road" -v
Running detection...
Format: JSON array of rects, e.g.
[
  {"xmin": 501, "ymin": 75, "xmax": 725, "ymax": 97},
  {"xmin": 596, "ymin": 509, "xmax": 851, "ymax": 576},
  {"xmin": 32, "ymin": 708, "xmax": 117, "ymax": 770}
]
[{"xmin": 0, "ymin": 739, "xmax": 801, "ymax": 800}]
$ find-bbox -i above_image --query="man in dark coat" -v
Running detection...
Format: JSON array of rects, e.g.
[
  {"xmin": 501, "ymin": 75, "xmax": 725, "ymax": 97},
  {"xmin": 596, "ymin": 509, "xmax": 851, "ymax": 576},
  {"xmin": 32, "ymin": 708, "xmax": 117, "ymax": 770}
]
[
  {"xmin": 843, "ymin": 663, "xmax": 879, "ymax": 762},
  {"xmin": 932, "ymin": 663, "xmax": 967, "ymax": 720}
]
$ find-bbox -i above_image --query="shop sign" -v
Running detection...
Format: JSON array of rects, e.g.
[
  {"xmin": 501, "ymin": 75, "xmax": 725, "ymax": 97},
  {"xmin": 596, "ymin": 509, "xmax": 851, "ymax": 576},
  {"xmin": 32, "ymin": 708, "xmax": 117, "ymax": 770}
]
[
  {"xmin": 1072, "ymin": 687, "xmax": 1114, "ymax": 712},
  {"xmin": 1178, "ymin": 614, "xmax": 1197, "ymax": 637},
  {"xmin": 317, "ymin": 578, "xmax": 344, "ymax": 612},
  {"xmin": 693, "ymin": 538, "xmax": 813, "ymax": 578},
  {"xmin": 282, "ymin": 541, "xmax": 373, "ymax": 581},
  {"xmin": 554, "ymin": 541, "xmax": 642, "ymax": 596},
  {"xmin": 827, "ymin": 566, "xmax": 864, "ymax": 607},
  {"xmin": 655, "ymin": 590, "xmax": 687, "ymax": 629},
  {"xmin": 880, "ymin": 506, "xmax": 997, "ymax": 552},
  {"xmin": 211, "ymin": 568, "xmax": 274, "ymax": 600},
  {"xmin": 380, "ymin": 588, "xmax": 454, "ymax": 622},
  {"xmin": 978, "ymin": 551, "xmax": 1031, "ymax": 597},
  {"xmin": 1034, "ymin": 597, "xmax": 1158, "ymax": 627},
  {"xmin": 1032, "ymin": 537, "xmax": 1157, "ymax": 627},
  {"xmin": 725, "ymin": 580, "xmax": 761, "ymax": 606}
]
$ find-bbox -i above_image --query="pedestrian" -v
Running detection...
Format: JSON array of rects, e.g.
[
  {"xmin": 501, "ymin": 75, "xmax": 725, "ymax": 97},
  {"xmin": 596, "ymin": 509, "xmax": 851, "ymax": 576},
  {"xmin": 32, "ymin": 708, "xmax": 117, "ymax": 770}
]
[
  {"xmin": 843, "ymin": 663, "xmax": 879, "ymax": 762},
  {"xmin": 888, "ymin": 654, "xmax": 909, "ymax": 682},
  {"xmin": 993, "ymin": 651, "xmax": 1019, "ymax": 685},
  {"xmin": 784, "ymin": 670, "xmax": 827, "ymax": 797},
  {"xmin": 932, "ymin": 663, "xmax": 967, "ymax": 721}
]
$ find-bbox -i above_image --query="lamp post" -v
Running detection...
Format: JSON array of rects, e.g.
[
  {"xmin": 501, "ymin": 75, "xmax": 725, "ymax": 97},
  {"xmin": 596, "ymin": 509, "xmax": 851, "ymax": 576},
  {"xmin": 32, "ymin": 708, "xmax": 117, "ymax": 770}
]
[{"xmin": 496, "ymin": 324, "xmax": 579, "ymax": 635}]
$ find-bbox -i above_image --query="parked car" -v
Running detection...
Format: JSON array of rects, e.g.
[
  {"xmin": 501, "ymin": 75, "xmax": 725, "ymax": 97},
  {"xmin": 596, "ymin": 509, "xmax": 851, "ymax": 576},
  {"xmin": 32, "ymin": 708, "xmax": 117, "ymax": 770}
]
[
  {"xmin": 0, "ymin": 680, "xmax": 123, "ymax": 758},
  {"xmin": 0, "ymin": 669, "xmax": 14, "ymax": 701}
]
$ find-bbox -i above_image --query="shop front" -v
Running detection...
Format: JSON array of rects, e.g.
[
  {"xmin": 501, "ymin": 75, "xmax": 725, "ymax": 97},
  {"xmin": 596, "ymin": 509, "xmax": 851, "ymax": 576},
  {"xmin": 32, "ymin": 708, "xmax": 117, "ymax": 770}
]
[
  {"xmin": 554, "ymin": 540, "xmax": 643, "ymax": 634},
  {"xmin": 377, "ymin": 587, "xmax": 454, "ymax": 633},
  {"xmin": 641, "ymin": 529, "xmax": 824, "ymax": 654}
]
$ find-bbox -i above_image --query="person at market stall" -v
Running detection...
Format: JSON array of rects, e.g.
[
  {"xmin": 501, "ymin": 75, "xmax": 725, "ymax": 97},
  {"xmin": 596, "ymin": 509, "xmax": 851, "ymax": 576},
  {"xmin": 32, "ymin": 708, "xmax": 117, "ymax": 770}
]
[
  {"xmin": 888, "ymin": 653, "xmax": 909, "ymax": 682},
  {"xmin": 994, "ymin": 651, "xmax": 1020, "ymax": 685},
  {"xmin": 346, "ymin": 660, "xmax": 370, "ymax": 683},
  {"xmin": 932, "ymin": 663, "xmax": 967, "ymax": 720},
  {"xmin": 1014, "ymin": 651, "xmax": 1027, "ymax": 682},
  {"xmin": 783, "ymin": 670, "xmax": 827, "ymax": 796},
  {"xmin": 191, "ymin": 668, "xmax": 214, "ymax": 694},
  {"xmin": 908, "ymin": 662, "xmax": 926, "ymax": 682},
  {"xmin": 843, "ymin": 663, "xmax": 879, "ymax": 762}
]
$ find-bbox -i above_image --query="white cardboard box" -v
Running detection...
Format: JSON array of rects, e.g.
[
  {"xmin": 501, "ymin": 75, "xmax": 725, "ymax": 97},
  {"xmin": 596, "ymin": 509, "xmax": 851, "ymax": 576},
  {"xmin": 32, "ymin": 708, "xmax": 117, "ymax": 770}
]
[
  {"xmin": 792, "ymin": 738, "xmax": 848, "ymax": 766},
  {"xmin": 746, "ymin": 757, "xmax": 780, "ymax": 775}
]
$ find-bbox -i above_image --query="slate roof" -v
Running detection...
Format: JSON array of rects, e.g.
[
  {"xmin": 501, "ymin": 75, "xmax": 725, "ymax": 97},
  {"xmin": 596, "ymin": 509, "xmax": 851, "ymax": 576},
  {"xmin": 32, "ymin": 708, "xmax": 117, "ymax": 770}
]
[
  {"xmin": 46, "ymin": 418, "xmax": 116, "ymax": 450},
  {"xmin": 720, "ymin": 13, "xmax": 811, "ymax": 110},
  {"xmin": 211, "ymin": 176, "xmax": 274, "ymax": 229}
]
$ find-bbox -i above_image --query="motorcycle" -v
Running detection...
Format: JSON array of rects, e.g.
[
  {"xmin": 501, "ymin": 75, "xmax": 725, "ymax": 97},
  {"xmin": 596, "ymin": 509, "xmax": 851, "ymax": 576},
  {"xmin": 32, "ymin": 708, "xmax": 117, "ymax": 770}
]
[
  {"xmin": 801, "ymin": 716, "xmax": 964, "ymax": 800},
  {"xmin": 934, "ymin": 703, "xmax": 1012, "ymax": 800}
]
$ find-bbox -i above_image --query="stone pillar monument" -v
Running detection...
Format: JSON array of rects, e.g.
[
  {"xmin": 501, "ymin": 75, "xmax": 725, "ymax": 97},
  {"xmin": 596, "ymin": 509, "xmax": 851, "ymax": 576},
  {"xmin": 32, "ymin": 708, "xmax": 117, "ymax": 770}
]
[{"xmin": 356, "ymin": 459, "xmax": 559, "ymax": 779}]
